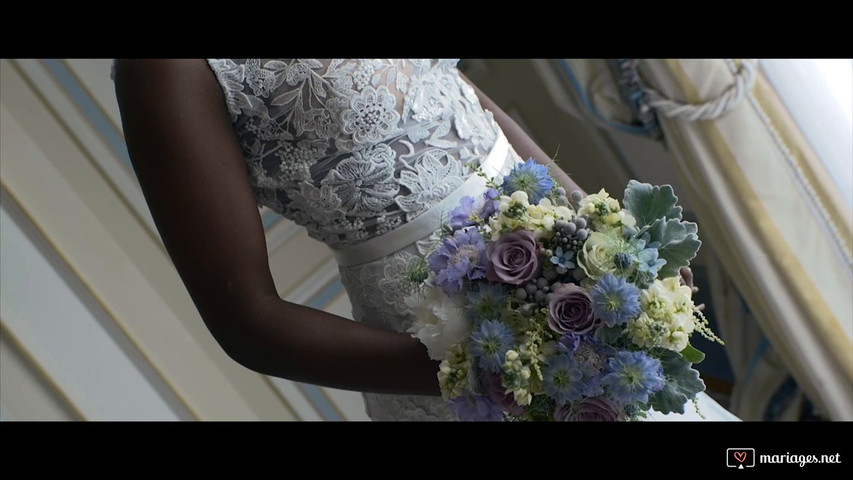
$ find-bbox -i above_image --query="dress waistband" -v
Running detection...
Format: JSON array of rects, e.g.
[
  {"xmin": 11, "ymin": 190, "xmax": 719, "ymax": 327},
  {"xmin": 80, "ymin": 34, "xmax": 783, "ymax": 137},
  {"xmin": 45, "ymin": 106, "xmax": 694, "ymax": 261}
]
[{"xmin": 333, "ymin": 129, "xmax": 511, "ymax": 267}]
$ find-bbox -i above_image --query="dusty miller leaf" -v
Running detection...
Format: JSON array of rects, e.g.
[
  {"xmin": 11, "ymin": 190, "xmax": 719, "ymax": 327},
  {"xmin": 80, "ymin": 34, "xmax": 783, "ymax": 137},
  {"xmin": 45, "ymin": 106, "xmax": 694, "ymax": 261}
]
[{"xmin": 623, "ymin": 180, "xmax": 683, "ymax": 228}]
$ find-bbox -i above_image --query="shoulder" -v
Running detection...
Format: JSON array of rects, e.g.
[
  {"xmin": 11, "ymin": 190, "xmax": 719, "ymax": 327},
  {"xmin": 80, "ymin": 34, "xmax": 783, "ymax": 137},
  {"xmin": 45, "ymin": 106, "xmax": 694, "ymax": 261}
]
[
  {"xmin": 113, "ymin": 59, "xmax": 229, "ymax": 114},
  {"xmin": 113, "ymin": 59, "xmax": 218, "ymax": 88}
]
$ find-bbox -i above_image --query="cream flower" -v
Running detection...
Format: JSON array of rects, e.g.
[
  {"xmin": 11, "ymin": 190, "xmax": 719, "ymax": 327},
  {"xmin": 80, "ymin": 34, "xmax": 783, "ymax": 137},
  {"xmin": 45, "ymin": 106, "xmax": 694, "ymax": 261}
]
[
  {"xmin": 437, "ymin": 343, "xmax": 473, "ymax": 400},
  {"xmin": 510, "ymin": 190, "xmax": 530, "ymax": 204},
  {"xmin": 578, "ymin": 189, "xmax": 618, "ymax": 216},
  {"xmin": 632, "ymin": 278, "xmax": 697, "ymax": 352},
  {"xmin": 624, "ymin": 312, "xmax": 659, "ymax": 349},
  {"xmin": 577, "ymin": 231, "xmax": 620, "ymax": 280},
  {"xmin": 603, "ymin": 210, "xmax": 637, "ymax": 229},
  {"xmin": 641, "ymin": 279, "xmax": 676, "ymax": 319},
  {"xmin": 578, "ymin": 188, "xmax": 635, "ymax": 229}
]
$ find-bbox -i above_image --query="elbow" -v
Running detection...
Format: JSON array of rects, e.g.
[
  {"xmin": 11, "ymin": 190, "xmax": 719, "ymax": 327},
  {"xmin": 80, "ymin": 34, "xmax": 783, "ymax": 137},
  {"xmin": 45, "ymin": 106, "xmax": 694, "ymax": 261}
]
[
  {"xmin": 207, "ymin": 317, "xmax": 260, "ymax": 373},
  {"xmin": 210, "ymin": 294, "xmax": 292, "ymax": 377}
]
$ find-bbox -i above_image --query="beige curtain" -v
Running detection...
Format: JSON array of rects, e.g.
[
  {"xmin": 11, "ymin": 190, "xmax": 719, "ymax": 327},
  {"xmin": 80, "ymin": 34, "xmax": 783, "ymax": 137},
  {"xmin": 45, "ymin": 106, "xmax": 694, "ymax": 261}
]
[{"xmin": 636, "ymin": 59, "xmax": 853, "ymax": 420}]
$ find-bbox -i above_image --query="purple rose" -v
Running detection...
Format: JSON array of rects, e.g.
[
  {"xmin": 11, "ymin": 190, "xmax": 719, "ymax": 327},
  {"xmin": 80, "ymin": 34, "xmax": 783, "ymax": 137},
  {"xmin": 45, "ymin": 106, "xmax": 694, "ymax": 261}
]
[
  {"xmin": 483, "ymin": 371, "xmax": 525, "ymax": 416},
  {"xmin": 548, "ymin": 283, "xmax": 600, "ymax": 335},
  {"xmin": 554, "ymin": 397, "xmax": 622, "ymax": 421},
  {"xmin": 486, "ymin": 230, "xmax": 541, "ymax": 286}
]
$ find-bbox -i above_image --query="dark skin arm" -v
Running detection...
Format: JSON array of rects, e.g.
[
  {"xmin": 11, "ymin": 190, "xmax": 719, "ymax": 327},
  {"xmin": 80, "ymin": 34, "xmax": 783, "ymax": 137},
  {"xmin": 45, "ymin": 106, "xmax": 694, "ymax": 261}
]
[
  {"xmin": 114, "ymin": 59, "xmax": 600, "ymax": 399},
  {"xmin": 114, "ymin": 59, "xmax": 440, "ymax": 396}
]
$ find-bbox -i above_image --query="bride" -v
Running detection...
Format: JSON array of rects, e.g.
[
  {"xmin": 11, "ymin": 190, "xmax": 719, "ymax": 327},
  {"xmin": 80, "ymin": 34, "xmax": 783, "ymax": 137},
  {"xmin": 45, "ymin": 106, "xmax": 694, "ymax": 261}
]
[{"xmin": 113, "ymin": 59, "xmax": 738, "ymax": 421}]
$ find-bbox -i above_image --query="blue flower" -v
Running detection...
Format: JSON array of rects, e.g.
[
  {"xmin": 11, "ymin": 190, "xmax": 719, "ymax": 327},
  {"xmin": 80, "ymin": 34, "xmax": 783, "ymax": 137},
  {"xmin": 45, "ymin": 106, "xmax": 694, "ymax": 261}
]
[
  {"xmin": 590, "ymin": 273, "xmax": 642, "ymax": 327},
  {"xmin": 557, "ymin": 333, "xmax": 582, "ymax": 354},
  {"xmin": 630, "ymin": 235, "xmax": 666, "ymax": 278},
  {"xmin": 449, "ymin": 395, "xmax": 504, "ymax": 421},
  {"xmin": 479, "ymin": 188, "xmax": 501, "ymax": 220},
  {"xmin": 543, "ymin": 354, "xmax": 585, "ymax": 404},
  {"xmin": 466, "ymin": 283, "xmax": 508, "ymax": 322},
  {"xmin": 636, "ymin": 247, "xmax": 667, "ymax": 278},
  {"xmin": 550, "ymin": 246, "xmax": 576, "ymax": 273},
  {"xmin": 560, "ymin": 334, "xmax": 614, "ymax": 397},
  {"xmin": 501, "ymin": 158, "xmax": 554, "ymax": 203},
  {"xmin": 428, "ymin": 228, "xmax": 488, "ymax": 295},
  {"xmin": 471, "ymin": 320, "xmax": 516, "ymax": 372},
  {"xmin": 449, "ymin": 196, "xmax": 479, "ymax": 230},
  {"xmin": 601, "ymin": 351, "xmax": 665, "ymax": 404}
]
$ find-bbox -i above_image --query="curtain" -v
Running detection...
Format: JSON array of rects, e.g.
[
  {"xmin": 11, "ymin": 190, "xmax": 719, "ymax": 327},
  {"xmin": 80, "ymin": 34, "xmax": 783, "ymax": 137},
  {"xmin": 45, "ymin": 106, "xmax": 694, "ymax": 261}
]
[{"xmin": 633, "ymin": 59, "xmax": 852, "ymax": 420}]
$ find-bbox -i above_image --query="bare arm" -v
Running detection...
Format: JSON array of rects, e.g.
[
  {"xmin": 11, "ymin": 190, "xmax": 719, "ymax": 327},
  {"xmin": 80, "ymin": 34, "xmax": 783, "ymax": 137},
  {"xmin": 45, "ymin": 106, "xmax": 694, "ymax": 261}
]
[
  {"xmin": 460, "ymin": 71, "xmax": 587, "ymax": 196},
  {"xmin": 114, "ymin": 59, "xmax": 440, "ymax": 396}
]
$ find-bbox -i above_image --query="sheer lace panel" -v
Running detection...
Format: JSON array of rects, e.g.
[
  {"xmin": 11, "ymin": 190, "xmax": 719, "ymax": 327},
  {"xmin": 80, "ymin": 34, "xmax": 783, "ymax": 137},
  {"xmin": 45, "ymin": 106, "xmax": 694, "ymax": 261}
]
[{"xmin": 205, "ymin": 59, "xmax": 499, "ymax": 249}]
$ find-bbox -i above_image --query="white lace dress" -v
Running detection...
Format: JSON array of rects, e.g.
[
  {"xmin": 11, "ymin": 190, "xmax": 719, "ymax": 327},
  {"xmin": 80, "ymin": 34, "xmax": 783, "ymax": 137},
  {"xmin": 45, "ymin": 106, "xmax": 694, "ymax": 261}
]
[
  {"xmin": 179, "ymin": 59, "xmax": 737, "ymax": 421},
  {"xmin": 205, "ymin": 59, "xmax": 507, "ymax": 420}
]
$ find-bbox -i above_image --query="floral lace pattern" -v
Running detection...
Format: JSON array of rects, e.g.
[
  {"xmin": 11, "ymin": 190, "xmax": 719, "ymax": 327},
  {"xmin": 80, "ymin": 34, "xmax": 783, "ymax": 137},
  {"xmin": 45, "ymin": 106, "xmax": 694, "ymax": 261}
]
[
  {"xmin": 205, "ymin": 58, "xmax": 506, "ymax": 421},
  {"xmin": 338, "ymin": 242, "xmax": 459, "ymax": 421},
  {"xmin": 206, "ymin": 59, "xmax": 499, "ymax": 249}
]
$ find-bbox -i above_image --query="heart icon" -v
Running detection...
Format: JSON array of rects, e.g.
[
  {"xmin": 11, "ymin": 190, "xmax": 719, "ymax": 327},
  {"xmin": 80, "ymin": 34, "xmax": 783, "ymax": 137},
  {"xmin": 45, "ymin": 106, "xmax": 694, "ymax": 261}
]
[{"xmin": 734, "ymin": 451, "xmax": 747, "ymax": 463}]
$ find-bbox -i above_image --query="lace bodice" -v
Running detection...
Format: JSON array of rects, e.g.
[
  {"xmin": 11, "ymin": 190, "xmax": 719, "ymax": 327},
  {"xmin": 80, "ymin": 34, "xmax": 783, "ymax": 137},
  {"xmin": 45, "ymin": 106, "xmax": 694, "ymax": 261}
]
[{"xmin": 205, "ymin": 59, "xmax": 499, "ymax": 249}]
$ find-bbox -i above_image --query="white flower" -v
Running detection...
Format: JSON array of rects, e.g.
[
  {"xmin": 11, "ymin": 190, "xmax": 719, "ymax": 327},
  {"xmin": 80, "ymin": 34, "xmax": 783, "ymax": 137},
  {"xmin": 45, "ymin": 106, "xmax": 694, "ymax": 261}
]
[
  {"xmin": 664, "ymin": 329, "xmax": 690, "ymax": 352},
  {"xmin": 510, "ymin": 190, "xmax": 530, "ymax": 204},
  {"xmin": 436, "ymin": 343, "xmax": 473, "ymax": 400},
  {"xmin": 341, "ymin": 85, "xmax": 400, "ymax": 145},
  {"xmin": 631, "ymin": 278, "xmax": 697, "ymax": 352},
  {"xmin": 542, "ymin": 214, "xmax": 556, "ymax": 232},
  {"xmin": 405, "ymin": 286, "xmax": 472, "ymax": 361},
  {"xmin": 578, "ymin": 231, "xmax": 620, "ymax": 280},
  {"xmin": 554, "ymin": 205, "xmax": 574, "ymax": 220},
  {"xmin": 642, "ymin": 279, "xmax": 676, "ymax": 319},
  {"xmin": 660, "ymin": 277, "xmax": 695, "ymax": 315},
  {"xmin": 577, "ymin": 188, "xmax": 633, "ymax": 228}
]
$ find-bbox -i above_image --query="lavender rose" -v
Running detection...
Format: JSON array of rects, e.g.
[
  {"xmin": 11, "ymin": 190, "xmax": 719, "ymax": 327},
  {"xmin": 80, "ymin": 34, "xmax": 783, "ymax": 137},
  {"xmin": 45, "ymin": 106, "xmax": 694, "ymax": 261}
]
[
  {"xmin": 548, "ymin": 283, "xmax": 600, "ymax": 335},
  {"xmin": 483, "ymin": 371, "xmax": 525, "ymax": 416},
  {"xmin": 554, "ymin": 397, "xmax": 622, "ymax": 421},
  {"xmin": 486, "ymin": 230, "xmax": 541, "ymax": 285}
]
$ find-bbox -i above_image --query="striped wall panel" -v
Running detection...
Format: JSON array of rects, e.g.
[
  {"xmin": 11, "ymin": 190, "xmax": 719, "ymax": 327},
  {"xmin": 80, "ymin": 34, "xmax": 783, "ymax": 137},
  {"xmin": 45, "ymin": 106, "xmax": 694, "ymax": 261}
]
[{"xmin": 0, "ymin": 59, "xmax": 368, "ymax": 421}]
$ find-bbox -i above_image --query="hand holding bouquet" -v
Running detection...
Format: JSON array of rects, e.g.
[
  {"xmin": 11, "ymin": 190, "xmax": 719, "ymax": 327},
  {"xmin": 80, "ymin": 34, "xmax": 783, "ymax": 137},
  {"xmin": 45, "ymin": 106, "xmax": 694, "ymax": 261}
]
[{"xmin": 404, "ymin": 158, "xmax": 724, "ymax": 421}]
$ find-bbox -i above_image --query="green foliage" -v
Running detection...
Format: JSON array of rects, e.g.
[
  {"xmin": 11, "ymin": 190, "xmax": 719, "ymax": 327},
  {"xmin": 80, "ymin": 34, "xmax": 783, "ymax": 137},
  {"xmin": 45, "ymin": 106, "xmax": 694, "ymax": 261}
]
[
  {"xmin": 680, "ymin": 344, "xmax": 706, "ymax": 364},
  {"xmin": 622, "ymin": 180, "xmax": 700, "ymax": 279},
  {"xmin": 649, "ymin": 349, "xmax": 706, "ymax": 415},
  {"xmin": 644, "ymin": 218, "xmax": 701, "ymax": 279},
  {"xmin": 623, "ymin": 180, "xmax": 683, "ymax": 228},
  {"xmin": 595, "ymin": 325, "xmax": 624, "ymax": 345}
]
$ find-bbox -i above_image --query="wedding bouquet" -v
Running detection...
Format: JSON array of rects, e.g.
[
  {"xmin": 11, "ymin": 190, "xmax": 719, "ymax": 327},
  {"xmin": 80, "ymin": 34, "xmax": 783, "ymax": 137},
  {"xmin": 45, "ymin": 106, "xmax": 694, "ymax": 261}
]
[{"xmin": 403, "ymin": 158, "xmax": 724, "ymax": 421}]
